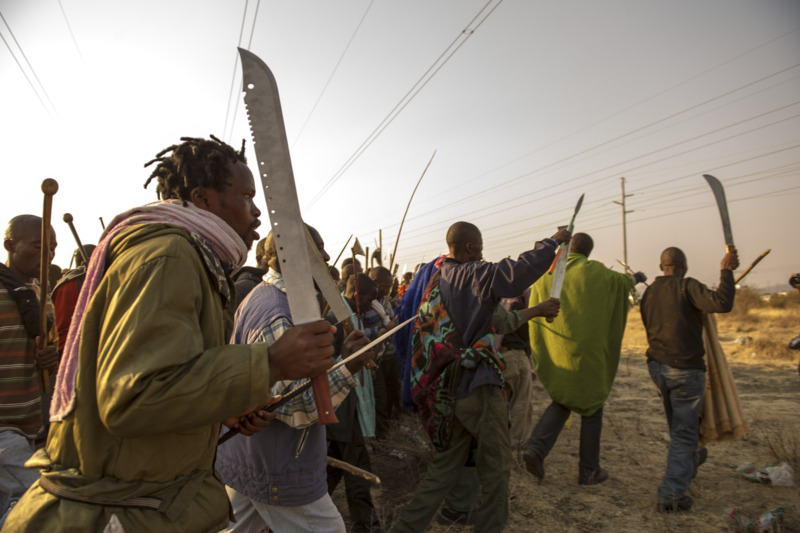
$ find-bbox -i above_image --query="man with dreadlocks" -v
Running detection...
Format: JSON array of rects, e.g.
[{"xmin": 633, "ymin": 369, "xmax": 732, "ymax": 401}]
[{"xmin": 5, "ymin": 136, "xmax": 337, "ymax": 533}]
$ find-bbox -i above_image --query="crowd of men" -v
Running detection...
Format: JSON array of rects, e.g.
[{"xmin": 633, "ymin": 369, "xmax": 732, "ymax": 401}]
[{"xmin": 1, "ymin": 135, "xmax": 741, "ymax": 532}]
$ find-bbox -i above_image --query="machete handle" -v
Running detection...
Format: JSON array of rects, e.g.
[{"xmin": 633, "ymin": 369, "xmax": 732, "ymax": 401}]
[
  {"xmin": 311, "ymin": 374, "xmax": 338, "ymax": 425},
  {"xmin": 726, "ymin": 245, "xmax": 736, "ymax": 253}
]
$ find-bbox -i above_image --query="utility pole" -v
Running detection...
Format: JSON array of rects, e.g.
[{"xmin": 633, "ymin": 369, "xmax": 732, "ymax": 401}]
[{"xmin": 612, "ymin": 177, "xmax": 634, "ymax": 267}]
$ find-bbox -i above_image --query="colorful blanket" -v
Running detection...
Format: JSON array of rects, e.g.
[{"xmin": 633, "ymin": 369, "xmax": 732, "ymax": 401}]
[{"xmin": 410, "ymin": 268, "xmax": 500, "ymax": 451}]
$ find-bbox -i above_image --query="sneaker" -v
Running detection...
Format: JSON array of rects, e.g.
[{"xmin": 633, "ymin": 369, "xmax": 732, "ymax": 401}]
[
  {"xmin": 523, "ymin": 451, "xmax": 545, "ymax": 483},
  {"xmin": 578, "ymin": 467, "xmax": 609, "ymax": 485},
  {"xmin": 436, "ymin": 506, "xmax": 475, "ymax": 526},
  {"xmin": 656, "ymin": 495, "xmax": 693, "ymax": 513},
  {"xmin": 693, "ymin": 447, "xmax": 708, "ymax": 478}
]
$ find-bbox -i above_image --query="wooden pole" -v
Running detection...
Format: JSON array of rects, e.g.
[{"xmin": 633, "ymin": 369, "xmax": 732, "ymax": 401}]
[
  {"xmin": 389, "ymin": 150, "xmax": 436, "ymax": 273},
  {"xmin": 39, "ymin": 179, "xmax": 58, "ymax": 393}
]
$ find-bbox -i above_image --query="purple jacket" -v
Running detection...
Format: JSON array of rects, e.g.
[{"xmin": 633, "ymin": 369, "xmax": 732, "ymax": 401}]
[{"xmin": 438, "ymin": 240, "xmax": 558, "ymax": 397}]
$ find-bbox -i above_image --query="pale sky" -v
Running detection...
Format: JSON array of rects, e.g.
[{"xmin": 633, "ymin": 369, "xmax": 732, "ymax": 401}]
[{"xmin": 2, "ymin": 0, "xmax": 799, "ymax": 290}]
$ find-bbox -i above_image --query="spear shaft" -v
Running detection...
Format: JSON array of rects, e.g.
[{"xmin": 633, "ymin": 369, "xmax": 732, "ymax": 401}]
[
  {"xmin": 333, "ymin": 234, "xmax": 353, "ymax": 267},
  {"xmin": 389, "ymin": 150, "xmax": 436, "ymax": 273},
  {"xmin": 735, "ymin": 249, "xmax": 770, "ymax": 284}
]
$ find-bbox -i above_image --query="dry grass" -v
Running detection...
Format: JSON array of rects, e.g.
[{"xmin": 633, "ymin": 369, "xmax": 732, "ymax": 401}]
[{"xmin": 331, "ymin": 298, "xmax": 800, "ymax": 532}]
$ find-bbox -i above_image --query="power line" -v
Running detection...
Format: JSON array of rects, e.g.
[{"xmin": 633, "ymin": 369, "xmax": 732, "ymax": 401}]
[
  {"xmin": 382, "ymin": 103, "xmax": 800, "ymax": 234},
  {"xmin": 57, "ymin": 0, "xmax": 85, "ymax": 68},
  {"xmin": 291, "ymin": 0, "xmax": 375, "ymax": 150},
  {"xmin": 438, "ymin": 28, "xmax": 800, "ymax": 202},
  {"xmin": 0, "ymin": 11, "xmax": 60, "ymax": 119},
  {"xmin": 222, "ymin": 0, "xmax": 251, "ymax": 141},
  {"xmin": 305, "ymin": 0, "xmax": 505, "ymax": 210},
  {"xmin": 227, "ymin": 0, "xmax": 261, "ymax": 141},
  {"xmin": 411, "ymin": 65, "xmax": 800, "ymax": 220}
]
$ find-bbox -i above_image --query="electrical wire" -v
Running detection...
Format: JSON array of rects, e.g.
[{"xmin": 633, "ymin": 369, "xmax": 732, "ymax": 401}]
[
  {"xmin": 226, "ymin": 0, "xmax": 261, "ymax": 141},
  {"xmin": 0, "ymin": 12, "xmax": 60, "ymax": 119},
  {"xmin": 222, "ymin": 0, "xmax": 251, "ymax": 141},
  {"xmin": 305, "ymin": 0, "xmax": 505, "ymax": 210},
  {"xmin": 291, "ymin": 0, "xmax": 376, "ymax": 150},
  {"xmin": 57, "ymin": 0, "xmax": 85, "ymax": 68}
]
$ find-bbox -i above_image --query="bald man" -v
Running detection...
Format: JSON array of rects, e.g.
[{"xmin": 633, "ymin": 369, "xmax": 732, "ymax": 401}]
[
  {"xmin": 640, "ymin": 246, "xmax": 738, "ymax": 513},
  {"xmin": 392, "ymin": 221, "xmax": 569, "ymax": 533}
]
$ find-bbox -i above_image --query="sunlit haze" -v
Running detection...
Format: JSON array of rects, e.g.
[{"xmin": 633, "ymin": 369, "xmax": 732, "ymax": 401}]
[{"xmin": 2, "ymin": 1, "xmax": 798, "ymax": 290}]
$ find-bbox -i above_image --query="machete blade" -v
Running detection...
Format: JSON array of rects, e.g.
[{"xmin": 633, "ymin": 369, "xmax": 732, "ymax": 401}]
[{"xmin": 702, "ymin": 174, "xmax": 735, "ymax": 251}]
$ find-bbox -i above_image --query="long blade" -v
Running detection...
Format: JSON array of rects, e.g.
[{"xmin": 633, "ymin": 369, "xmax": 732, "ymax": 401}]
[
  {"xmin": 305, "ymin": 230, "xmax": 355, "ymax": 333},
  {"xmin": 702, "ymin": 174, "xmax": 735, "ymax": 249},
  {"xmin": 549, "ymin": 240, "xmax": 572, "ymax": 299},
  {"xmin": 239, "ymin": 48, "xmax": 337, "ymax": 425},
  {"xmin": 240, "ymin": 48, "xmax": 318, "ymax": 325},
  {"xmin": 550, "ymin": 193, "xmax": 584, "ymax": 298}
]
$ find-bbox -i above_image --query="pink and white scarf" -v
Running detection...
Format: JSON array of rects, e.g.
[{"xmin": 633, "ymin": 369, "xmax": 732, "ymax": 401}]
[{"xmin": 50, "ymin": 200, "xmax": 248, "ymax": 421}]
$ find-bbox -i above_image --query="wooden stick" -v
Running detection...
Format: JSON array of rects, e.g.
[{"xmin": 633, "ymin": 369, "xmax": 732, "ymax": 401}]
[
  {"xmin": 333, "ymin": 234, "xmax": 353, "ymax": 267},
  {"xmin": 63, "ymin": 213, "xmax": 89, "ymax": 265},
  {"xmin": 217, "ymin": 315, "xmax": 417, "ymax": 446},
  {"xmin": 735, "ymin": 249, "xmax": 771, "ymax": 284},
  {"xmin": 327, "ymin": 456, "xmax": 381, "ymax": 485},
  {"xmin": 39, "ymin": 179, "xmax": 59, "ymax": 393},
  {"xmin": 389, "ymin": 150, "xmax": 436, "ymax": 273}
]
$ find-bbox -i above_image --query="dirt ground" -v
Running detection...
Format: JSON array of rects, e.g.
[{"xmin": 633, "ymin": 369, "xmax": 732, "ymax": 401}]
[{"xmin": 333, "ymin": 305, "xmax": 800, "ymax": 532}]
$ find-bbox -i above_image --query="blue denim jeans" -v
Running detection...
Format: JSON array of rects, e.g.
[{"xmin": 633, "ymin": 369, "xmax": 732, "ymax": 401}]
[
  {"xmin": 647, "ymin": 361, "xmax": 705, "ymax": 503},
  {"xmin": 0, "ymin": 431, "xmax": 39, "ymax": 529}
]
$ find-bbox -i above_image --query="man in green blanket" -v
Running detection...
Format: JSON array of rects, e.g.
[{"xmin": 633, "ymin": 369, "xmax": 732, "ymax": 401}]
[{"xmin": 522, "ymin": 233, "xmax": 646, "ymax": 485}]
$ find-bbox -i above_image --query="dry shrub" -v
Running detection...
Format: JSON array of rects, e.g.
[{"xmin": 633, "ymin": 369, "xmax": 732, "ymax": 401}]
[
  {"xmin": 732, "ymin": 286, "xmax": 763, "ymax": 317},
  {"xmin": 765, "ymin": 291, "xmax": 800, "ymax": 310},
  {"xmin": 749, "ymin": 337, "xmax": 797, "ymax": 362}
]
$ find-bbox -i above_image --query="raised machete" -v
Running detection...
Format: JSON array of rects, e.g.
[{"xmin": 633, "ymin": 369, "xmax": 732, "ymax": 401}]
[
  {"xmin": 239, "ymin": 47, "xmax": 337, "ymax": 424},
  {"xmin": 702, "ymin": 174, "xmax": 735, "ymax": 253},
  {"xmin": 549, "ymin": 193, "xmax": 584, "ymax": 299}
]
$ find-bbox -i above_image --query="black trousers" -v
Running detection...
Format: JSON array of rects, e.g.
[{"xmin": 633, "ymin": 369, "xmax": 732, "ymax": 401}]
[
  {"xmin": 327, "ymin": 437, "xmax": 383, "ymax": 533},
  {"xmin": 526, "ymin": 401, "xmax": 603, "ymax": 475}
]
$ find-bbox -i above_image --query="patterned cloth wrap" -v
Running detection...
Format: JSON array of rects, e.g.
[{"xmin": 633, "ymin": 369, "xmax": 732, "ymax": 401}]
[{"xmin": 410, "ymin": 268, "xmax": 503, "ymax": 451}]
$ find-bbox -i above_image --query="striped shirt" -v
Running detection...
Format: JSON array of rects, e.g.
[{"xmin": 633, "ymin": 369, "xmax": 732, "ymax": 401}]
[
  {"xmin": 259, "ymin": 270, "xmax": 357, "ymax": 428},
  {"xmin": 0, "ymin": 280, "xmax": 57, "ymax": 440}
]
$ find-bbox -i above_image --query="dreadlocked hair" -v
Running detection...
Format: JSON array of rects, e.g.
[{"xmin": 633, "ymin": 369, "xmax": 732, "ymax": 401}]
[{"xmin": 143, "ymin": 135, "xmax": 248, "ymax": 204}]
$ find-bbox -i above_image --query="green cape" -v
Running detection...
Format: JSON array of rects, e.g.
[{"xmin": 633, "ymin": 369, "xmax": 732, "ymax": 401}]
[{"xmin": 528, "ymin": 254, "xmax": 633, "ymax": 416}]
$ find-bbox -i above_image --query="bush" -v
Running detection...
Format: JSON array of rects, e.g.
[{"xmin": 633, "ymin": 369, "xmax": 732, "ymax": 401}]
[
  {"xmin": 732, "ymin": 286, "xmax": 762, "ymax": 317},
  {"xmin": 764, "ymin": 291, "xmax": 800, "ymax": 310}
]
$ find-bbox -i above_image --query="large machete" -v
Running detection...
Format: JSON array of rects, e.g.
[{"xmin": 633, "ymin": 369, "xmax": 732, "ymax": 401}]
[
  {"xmin": 549, "ymin": 193, "xmax": 584, "ymax": 299},
  {"xmin": 239, "ymin": 48, "xmax": 337, "ymax": 424},
  {"xmin": 702, "ymin": 174, "xmax": 736, "ymax": 253}
]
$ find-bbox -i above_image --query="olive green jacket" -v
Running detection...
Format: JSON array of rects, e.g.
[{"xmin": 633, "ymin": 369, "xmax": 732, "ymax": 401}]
[{"xmin": 5, "ymin": 224, "xmax": 272, "ymax": 533}]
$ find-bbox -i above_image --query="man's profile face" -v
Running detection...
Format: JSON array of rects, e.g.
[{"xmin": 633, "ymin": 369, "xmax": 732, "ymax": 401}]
[
  {"xmin": 309, "ymin": 228, "xmax": 330, "ymax": 264},
  {"xmin": 200, "ymin": 161, "xmax": 261, "ymax": 250}
]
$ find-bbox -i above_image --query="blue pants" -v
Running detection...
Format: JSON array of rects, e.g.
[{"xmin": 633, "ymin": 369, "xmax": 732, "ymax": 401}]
[{"xmin": 647, "ymin": 361, "xmax": 705, "ymax": 503}]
